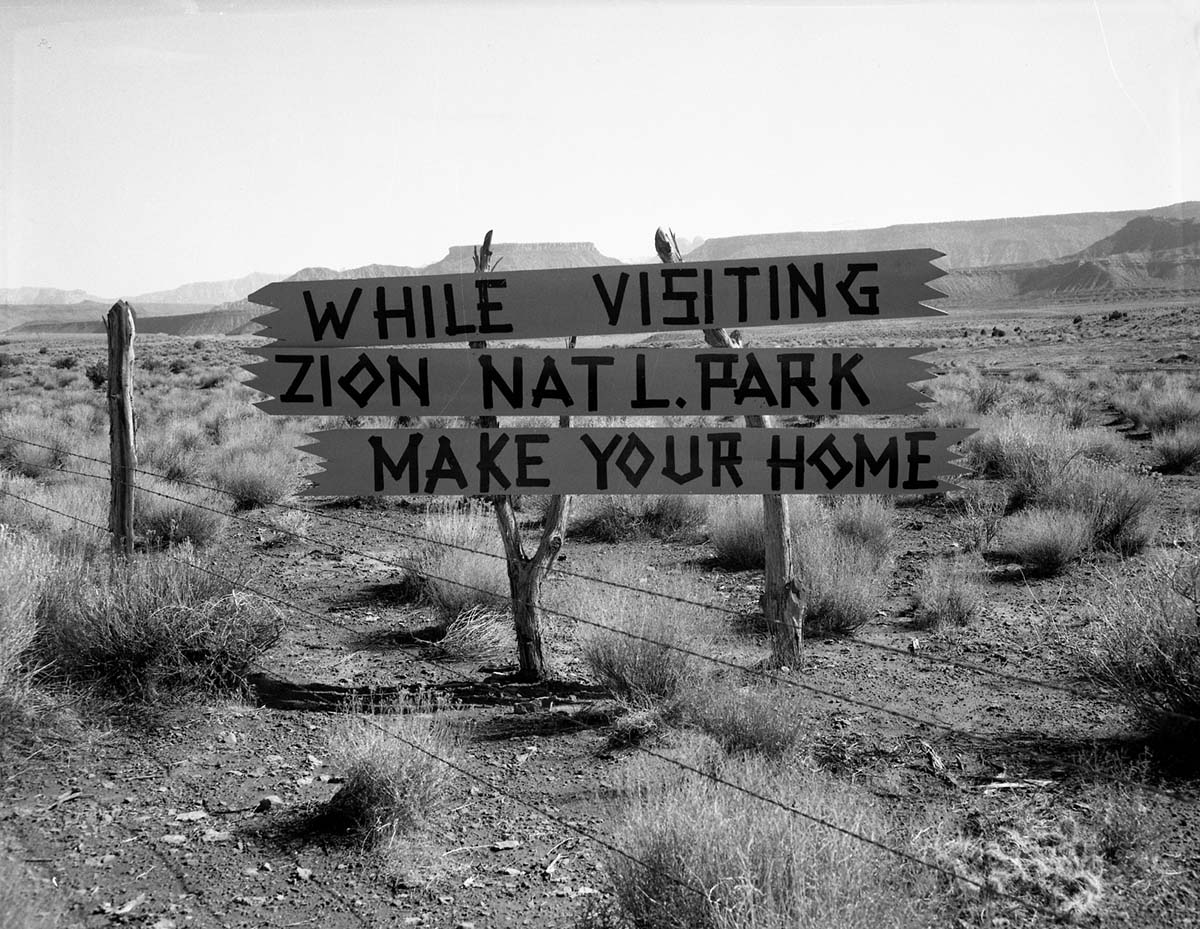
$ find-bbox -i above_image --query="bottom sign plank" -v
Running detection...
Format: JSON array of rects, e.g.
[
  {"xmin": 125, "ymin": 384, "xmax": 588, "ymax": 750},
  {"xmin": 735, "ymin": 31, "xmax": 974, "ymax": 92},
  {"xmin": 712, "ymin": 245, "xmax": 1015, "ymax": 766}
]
[{"xmin": 301, "ymin": 427, "xmax": 973, "ymax": 496}]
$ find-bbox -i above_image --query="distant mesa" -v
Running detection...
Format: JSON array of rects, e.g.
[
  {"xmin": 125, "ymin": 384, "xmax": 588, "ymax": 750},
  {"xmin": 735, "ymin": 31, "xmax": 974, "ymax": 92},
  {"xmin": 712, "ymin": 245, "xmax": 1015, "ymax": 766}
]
[{"xmin": 7, "ymin": 206, "xmax": 1200, "ymax": 335}]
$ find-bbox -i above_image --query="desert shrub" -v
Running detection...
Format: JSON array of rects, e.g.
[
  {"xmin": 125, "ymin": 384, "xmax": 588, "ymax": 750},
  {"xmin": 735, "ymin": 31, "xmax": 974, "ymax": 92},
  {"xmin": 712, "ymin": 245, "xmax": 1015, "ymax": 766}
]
[
  {"xmin": 83, "ymin": 361, "xmax": 107, "ymax": 389},
  {"xmin": 682, "ymin": 685, "xmax": 806, "ymax": 758},
  {"xmin": 409, "ymin": 501, "xmax": 509, "ymax": 619},
  {"xmin": 211, "ymin": 447, "xmax": 295, "ymax": 510},
  {"xmin": 50, "ymin": 355, "xmax": 76, "ymax": 370},
  {"xmin": 141, "ymin": 420, "xmax": 207, "ymax": 481},
  {"xmin": 326, "ymin": 694, "xmax": 458, "ymax": 847},
  {"xmin": 1111, "ymin": 379, "xmax": 1200, "ymax": 433},
  {"xmin": 32, "ymin": 548, "xmax": 281, "ymax": 699},
  {"xmin": 1036, "ymin": 463, "xmax": 1157, "ymax": 555},
  {"xmin": 605, "ymin": 752, "xmax": 921, "ymax": 929},
  {"xmin": 134, "ymin": 481, "xmax": 228, "ymax": 548},
  {"xmin": 1154, "ymin": 426, "xmax": 1200, "ymax": 474},
  {"xmin": 0, "ymin": 527, "xmax": 53, "ymax": 707},
  {"xmin": 573, "ymin": 563, "xmax": 714, "ymax": 706},
  {"xmin": 1076, "ymin": 553, "xmax": 1200, "ymax": 738},
  {"xmin": 424, "ymin": 605, "xmax": 510, "ymax": 663},
  {"xmin": 573, "ymin": 494, "xmax": 707, "ymax": 542},
  {"xmin": 792, "ymin": 506, "xmax": 892, "ymax": 635},
  {"xmin": 707, "ymin": 496, "xmax": 764, "ymax": 569},
  {"xmin": 995, "ymin": 508, "xmax": 1091, "ymax": 577},
  {"xmin": 912, "ymin": 559, "xmax": 983, "ymax": 629},
  {"xmin": 966, "ymin": 416, "xmax": 1126, "ymax": 509}
]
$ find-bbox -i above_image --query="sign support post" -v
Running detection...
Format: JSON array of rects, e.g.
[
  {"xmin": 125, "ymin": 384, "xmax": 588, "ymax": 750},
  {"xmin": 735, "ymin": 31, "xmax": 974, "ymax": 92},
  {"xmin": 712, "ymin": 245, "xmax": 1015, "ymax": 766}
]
[
  {"xmin": 656, "ymin": 228, "xmax": 802, "ymax": 667},
  {"xmin": 470, "ymin": 231, "xmax": 571, "ymax": 682}
]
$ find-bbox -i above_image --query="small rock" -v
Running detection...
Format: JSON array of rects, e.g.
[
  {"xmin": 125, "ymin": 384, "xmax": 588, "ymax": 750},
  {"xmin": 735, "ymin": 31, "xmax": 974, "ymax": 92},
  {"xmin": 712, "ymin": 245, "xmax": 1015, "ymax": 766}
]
[
  {"xmin": 295, "ymin": 866, "xmax": 313, "ymax": 881},
  {"xmin": 490, "ymin": 840, "xmax": 521, "ymax": 851},
  {"xmin": 160, "ymin": 834, "xmax": 187, "ymax": 845},
  {"xmin": 306, "ymin": 754, "xmax": 325, "ymax": 768},
  {"xmin": 255, "ymin": 795, "xmax": 285, "ymax": 813},
  {"xmin": 151, "ymin": 920, "xmax": 177, "ymax": 929},
  {"xmin": 201, "ymin": 829, "xmax": 233, "ymax": 843},
  {"xmin": 221, "ymin": 732, "xmax": 237, "ymax": 746},
  {"xmin": 175, "ymin": 810, "xmax": 207, "ymax": 822},
  {"xmin": 456, "ymin": 923, "xmax": 476, "ymax": 929},
  {"xmin": 264, "ymin": 754, "xmax": 285, "ymax": 764},
  {"xmin": 990, "ymin": 327, "xmax": 1005, "ymax": 337}
]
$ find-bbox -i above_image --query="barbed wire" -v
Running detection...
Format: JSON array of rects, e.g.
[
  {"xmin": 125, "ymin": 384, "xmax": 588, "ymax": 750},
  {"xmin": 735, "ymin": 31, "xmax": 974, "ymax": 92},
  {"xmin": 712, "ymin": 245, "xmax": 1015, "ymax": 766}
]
[
  {"xmin": 10, "ymin": 467, "xmax": 1199, "ymax": 760},
  {"xmin": 0, "ymin": 485, "xmax": 1153, "ymax": 920},
  {"xmin": 0, "ymin": 430, "xmax": 1138, "ymax": 707}
]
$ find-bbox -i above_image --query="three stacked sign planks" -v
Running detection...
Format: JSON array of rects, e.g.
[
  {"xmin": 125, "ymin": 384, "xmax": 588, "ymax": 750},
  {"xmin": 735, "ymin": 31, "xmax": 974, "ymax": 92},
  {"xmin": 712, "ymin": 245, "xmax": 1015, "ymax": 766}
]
[
  {"xmin": 246, "ymin": 242, "xmax": 966, "ymax": 673},
  {"xmin": 247, "ymin": 247, "xmax": 966, "ymax": 496}
]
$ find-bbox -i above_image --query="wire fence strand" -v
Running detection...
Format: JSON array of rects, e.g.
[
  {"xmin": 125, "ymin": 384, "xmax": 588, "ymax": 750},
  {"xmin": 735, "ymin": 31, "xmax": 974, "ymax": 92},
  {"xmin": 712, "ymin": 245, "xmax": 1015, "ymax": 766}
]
[{"xmin": 0, "ymin": 429, "xmax": 1147, "ymax": 709}]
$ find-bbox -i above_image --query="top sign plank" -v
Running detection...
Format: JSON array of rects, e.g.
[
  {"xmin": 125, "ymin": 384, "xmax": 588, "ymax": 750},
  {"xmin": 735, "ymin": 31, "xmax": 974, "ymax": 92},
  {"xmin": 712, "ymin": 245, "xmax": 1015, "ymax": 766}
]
[{"xmin": 248, "ymin": 249, "xmax": 946, "ymax": 348}]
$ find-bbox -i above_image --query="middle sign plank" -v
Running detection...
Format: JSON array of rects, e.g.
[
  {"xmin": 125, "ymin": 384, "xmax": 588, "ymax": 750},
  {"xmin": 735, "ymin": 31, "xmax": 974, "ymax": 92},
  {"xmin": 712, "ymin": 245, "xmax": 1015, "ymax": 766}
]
[
  {"xmin": 247, "ymin": 249, "xmax": 946, "ymax": 347},
  {"xmin": 245, "ymin": 347, "xmax": 934, "ymax": 418}
]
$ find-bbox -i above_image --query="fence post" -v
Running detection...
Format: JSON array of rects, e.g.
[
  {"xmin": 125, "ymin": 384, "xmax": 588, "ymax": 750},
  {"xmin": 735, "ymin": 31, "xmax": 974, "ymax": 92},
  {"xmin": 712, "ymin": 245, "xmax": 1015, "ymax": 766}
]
[
  {"xmin": 104, "ymin": 300, "xmax": 136, "ymax": 556},
  {"xmin": 656, "ymin": 228, "xmax": 803, "ymax": 667}
]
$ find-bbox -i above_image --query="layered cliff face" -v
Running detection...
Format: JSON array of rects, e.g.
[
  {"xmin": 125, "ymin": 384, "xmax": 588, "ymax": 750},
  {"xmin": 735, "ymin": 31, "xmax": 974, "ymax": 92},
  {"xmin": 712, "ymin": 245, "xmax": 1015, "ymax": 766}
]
[
  {"xmin": 684, "ymin": 202, "xmax": 1200, "ymax": 269},
  {"xmin": 935, "ymin": 216, "xmax": 1200, "ymax": 303}
]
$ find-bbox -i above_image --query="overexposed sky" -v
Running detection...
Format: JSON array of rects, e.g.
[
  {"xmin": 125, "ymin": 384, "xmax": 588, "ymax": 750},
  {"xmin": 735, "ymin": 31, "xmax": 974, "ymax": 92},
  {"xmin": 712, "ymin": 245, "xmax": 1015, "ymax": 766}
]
[{"xmin": 2, "ymin": 0, "xmax": 1199, "ymax": 296}]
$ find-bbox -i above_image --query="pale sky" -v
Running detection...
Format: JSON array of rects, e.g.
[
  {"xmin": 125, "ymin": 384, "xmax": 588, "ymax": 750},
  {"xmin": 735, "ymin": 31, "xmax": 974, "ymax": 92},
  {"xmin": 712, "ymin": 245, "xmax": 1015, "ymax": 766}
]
[{"xmin": 2, "ymin": 0, "xmax": 1199, "ymax": 296}]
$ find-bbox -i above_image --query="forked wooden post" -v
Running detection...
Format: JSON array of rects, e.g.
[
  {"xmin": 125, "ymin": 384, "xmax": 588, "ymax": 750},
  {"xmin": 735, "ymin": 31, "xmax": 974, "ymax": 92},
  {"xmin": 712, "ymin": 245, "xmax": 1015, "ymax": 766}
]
[
  {"xmin": 656, "ymin": 228, "xmax": 803, "ymax": 667},
  {"xmin": 470, "ymin": 231, "xmax": 571, "ymax": 681},
  {"xmin": 104, "ymin": 300, "xmax": 136, "ymax": 556}
]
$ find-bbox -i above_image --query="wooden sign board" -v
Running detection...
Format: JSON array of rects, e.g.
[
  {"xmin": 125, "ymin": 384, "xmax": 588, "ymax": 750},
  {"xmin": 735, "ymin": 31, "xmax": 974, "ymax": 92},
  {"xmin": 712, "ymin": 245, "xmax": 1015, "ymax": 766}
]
[
  {"xmin": 245, "ymin": 347, "xmax": 934, "ymax": 418},
  {"xmin": 248, "ymin": 250, "xmax": 946, "ymax": 348},
  {"xmin": 299, "ymin": 427, "xmax": 973, "ymax": 496}
]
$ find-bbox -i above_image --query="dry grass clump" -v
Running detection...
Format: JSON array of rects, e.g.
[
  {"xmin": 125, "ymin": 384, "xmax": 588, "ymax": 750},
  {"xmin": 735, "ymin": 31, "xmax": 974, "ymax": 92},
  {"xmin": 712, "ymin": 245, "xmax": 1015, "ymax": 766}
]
[
  {"xmin": 681, "ymin": 685, "xmax": 807, "ymax": 758},
  {"xmin": 573, "ymin": 563, "xmax": 715, "ymax": 706},
  {"xmin": 0, "ymin": 528, "xmax": 53, "ymax": 716},
  {"xmin": 1035, "ymin": 462, "xmax": 1157, "ymax": 555},
  {"xmin": 0, "ymin": 413, "xmax": 69, "ymax": 478},
  {"xmin": 135, "ymin": 479, "xmax": 228, "ymax": 548},
  {"xmin": 706, "ymin": 496, "xmax": 764, "ymax": 569},
  {"xmin": 408, "ymin": 501, "xmax": 509, "ymax": 619},
  {"xmin": 423, "ymin": 605, "xmax": 510, "ymax": 663},
  {"xmin": 1075, "ymin": 552, "xmax": 1200, "ymax": 739},
  {"xmin": 32, "ymin": 548, "xmax": 281, "ymax": 700},
  {"xmin": 965, "ymin": 415, "xmax": 1126, "ymax": 500},
  {"xmin": 326, "ymin": 695, "xmax": 458, "ymax": 847},
  {"xmin": 210, "ymin": 446, "xmax": 296, "ymax": 510},
  {"xmin": 912, "ymin": 559, "xmax": 984, "ymax": 629},
  {"xmin": 1111, "ymin": 377, "xmax": 1200, "ymax": 433},
  {"xmin": 995, "ymin": 508, "xmax": 1091, "ymax": 577},
  {"xmin": 791, "ymin": 499, "xmax": 893, "ymax": 635},
  {"xmin": 0, "ymin": 471, "xmax": 108, "ymax": 551},
  {"xmin": 603, "ymin": 751, "xmax": 922, "ymax": 929},
  {"xmin": 572, "ymin": 494, "xmax": 708, "ymax": 542},
  {"xmin": 920, "ymin": 806, "xmax": 1104, "ymax": 922},
  {"xmin": 1153, "ymin": 425, "xmax": 1200, "ymax": 474}
]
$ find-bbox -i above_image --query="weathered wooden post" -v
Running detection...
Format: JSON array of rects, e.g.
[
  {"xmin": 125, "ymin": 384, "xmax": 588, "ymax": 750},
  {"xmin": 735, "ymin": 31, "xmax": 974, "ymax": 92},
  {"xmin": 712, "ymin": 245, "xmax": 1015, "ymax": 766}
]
[
  {"xmin": 470, "ymin": 231, "xmax": 572, "ymax": 681},
  {"xmin": 656, "ymin": 228, "xmax": 803, "ymax": 666},
  {"xmin": 104, "ymin": 300, "xmax": 136, "ymax": 556}
]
